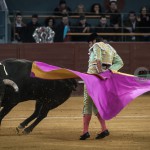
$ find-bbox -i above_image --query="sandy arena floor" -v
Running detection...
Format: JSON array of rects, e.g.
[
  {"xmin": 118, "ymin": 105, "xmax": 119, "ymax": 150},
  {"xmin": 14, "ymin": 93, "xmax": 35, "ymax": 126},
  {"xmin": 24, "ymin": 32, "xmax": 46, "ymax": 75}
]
[{"xmin": 0, "ymin": 96, "xmax": 150, "ymax": 150}]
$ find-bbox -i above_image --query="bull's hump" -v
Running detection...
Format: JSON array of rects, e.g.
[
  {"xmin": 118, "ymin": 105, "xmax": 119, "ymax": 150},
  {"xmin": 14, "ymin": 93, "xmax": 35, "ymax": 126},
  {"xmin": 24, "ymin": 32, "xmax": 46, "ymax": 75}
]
[{"xmin": 1, "ymin": 58, "xmax": 32, "ymax": 64}]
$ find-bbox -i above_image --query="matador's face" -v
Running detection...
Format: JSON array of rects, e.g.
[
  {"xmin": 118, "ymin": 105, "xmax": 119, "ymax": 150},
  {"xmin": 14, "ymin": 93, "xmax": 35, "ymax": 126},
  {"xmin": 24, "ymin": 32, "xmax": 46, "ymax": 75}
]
[
  {"xmin": 88, "ymin": 41, "xmax": 93, "ymax": 48},
  {"xmin": 88, "ymin": 39, "xmax": 96, "ymax": 48}
]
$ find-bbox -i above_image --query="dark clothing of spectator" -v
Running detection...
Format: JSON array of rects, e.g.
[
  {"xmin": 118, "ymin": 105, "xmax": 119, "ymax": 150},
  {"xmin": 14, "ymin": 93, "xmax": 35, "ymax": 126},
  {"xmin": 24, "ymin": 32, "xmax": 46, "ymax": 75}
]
[
  {"xmin": 26, "ymin": 21, "xmax": 41, "ymax": 42},
  {"xmin": 54, "ymin": 22, "xmax": 71, "ymax": 42},
  {"xmin": 72, "ymin": 22, "xmax": 91, "ymax": 41},
  {"xmin": 138, "ymin": 15, "xmax": 150, "ymax": 41},
  {"xmin": 75, "ymin": 22, "xmax": 91, "ymax": 33},
  {"xmin": 54, "ymin": 0, "xmax": 71, "ymax": 16},
  {"xmin": 11, "ymin": 12, "xmax": 27, "ymax": 42},
  {"xmin": 72, "ymin": 15, "xmax": 91, "ymax": 41},
  {"xmin": 106, "ymin": 1, "xmax": 121, "ymax": 26},
  {"xmin": 11, "ymin": 23, "xmax": 26, "ymax": 42},
  {"xmin": 107, "ymin": 10, "xmax": 121, "ymax": 26},
  {"xmin": 138, "ymin": 15, "xmax": 150, "ymax": 32},
  {"xmin": 110, "ymin": 26, "xmax": 122, "ymax": 42},
  {"xmin": 54, "ymin": 7, "xmax": 71, "ymax": 16},
  {"xmin": 124, "ymin": 20, "xmax": 140, "ymax": 41},
  {"xmin": 95, "ymin": 24, "xmax": 111, "ymax": 41}
]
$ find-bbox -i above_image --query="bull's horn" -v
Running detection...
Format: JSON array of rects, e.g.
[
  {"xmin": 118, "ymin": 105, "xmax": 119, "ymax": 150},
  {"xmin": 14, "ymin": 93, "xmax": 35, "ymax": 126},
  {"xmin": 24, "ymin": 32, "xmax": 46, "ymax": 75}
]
[{"xmin": 3, "ymin": 79, "xmax": 19, "ymax": 92}]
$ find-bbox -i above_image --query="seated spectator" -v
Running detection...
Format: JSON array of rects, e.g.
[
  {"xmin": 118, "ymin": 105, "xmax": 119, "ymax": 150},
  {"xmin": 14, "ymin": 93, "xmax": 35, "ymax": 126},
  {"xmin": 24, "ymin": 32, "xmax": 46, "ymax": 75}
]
[
  {"xmin": 75, "ymin": 15, "xmax": 91, "ymax": 33},
  {"xmin": 110, "ymin": 22, "xmax": 122, "ymax": 41},
  {"xmin": 54, "ymin": 0, "xmax": 71, "ymax": 16},
  {"xmin": 95, "ymin": 15, "xmax": 111, "ymax": 41},
  {"xmin": 11, "ymin": 12, "xmax": 26, "ymax": 42},
  {"xmin": 44, "ymin": 17, "xmax": 56, "ymax": 41},
  {"xmin": 72, "ymin": 15, "xmax": 91, "ymax": 41},
  {"xmin": 106, "ymin": 1, "xmax": 121, "ymax": 26},
  {"xmin": 90, "ymin": 3, "xmax": 102, "ymax": 15},
  {"xmin": 137, "ymin": 6, "xmax": 150, "ymax": 41},
  {"xmin": 45, "ymin": 17, "xmax": 56, "ymax": 31},
  {"xmin": 73, "ymin": 4, "xmax": 86, "ymax": 16},
  {"xmin": 26, "ymin": 14, "xmax": 41, "ymax": 43},
  {"xmin": 124, "ymin": 11, "xmax": 140, "ymax": 41},
  {"xmin": 54, "ymin": 15, "xmax": 71, "ymax": 42}
]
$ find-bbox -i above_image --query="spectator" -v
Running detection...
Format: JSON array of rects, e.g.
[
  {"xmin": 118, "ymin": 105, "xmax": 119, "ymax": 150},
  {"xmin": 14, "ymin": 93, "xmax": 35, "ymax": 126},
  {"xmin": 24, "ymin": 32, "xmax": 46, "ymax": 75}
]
[
  {"xmin": 137, "ymin": 6, "xmax": 150, "ymax": 41},
  {"xmin": 124, "ymin": 11, "xmax": 140, "ymax": 41},
  {"xmin": 44, "ymin": 17, "xmax": 56, "ymax": 42},
  {"xmin": 73, "ymin": 4, "xmax": 86, "ymax": 16},
  {"xmin": 110, "ymin": 22, "xmax": 122, "ymax": 41},
  {"xmin": 72, "ymin": 15, "xmax": 91, "ymax": 41},
  {"xmin": 106, "ymin": 1, "xmax": 121, "ymax": 26},
  {"xmin": 45, "ymin": 17, "xmax": 56, "ymax": 31},
  {"xmin": 54, "ymin": 0, "xmax": 71, "ymax": 16},
  {"xmin": 26, "ymin": 14, "xmax": 41, "ymax": 43},
  {"xmin": 11, "ymin": 12, "xmax": 26, "ymax": 42},
  {"xmin": 95, "ymin": 15, "xmax": 111, "ymax": 41},
  {"xmin": 54, "ymin": 15, "xmax": 71, "ymax": 42},
  {"xmin": 76, "ymin": 15, "xmax": 91, "ymax": 33},
  {"xmin": 90, "ymin": 3, "xmax": 102, "ymax": 15}
]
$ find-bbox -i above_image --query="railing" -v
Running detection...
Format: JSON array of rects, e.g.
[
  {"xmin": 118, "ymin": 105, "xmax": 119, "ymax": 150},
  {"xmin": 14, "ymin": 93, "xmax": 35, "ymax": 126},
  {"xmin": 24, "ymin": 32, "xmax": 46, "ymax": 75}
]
[
  {"xmin": 66, "ymin": 32, "xmax": 150, "ymax": 42},
  {"xmin": 67, "ymin": 33, "xmax": 150, "ymax": 36}
]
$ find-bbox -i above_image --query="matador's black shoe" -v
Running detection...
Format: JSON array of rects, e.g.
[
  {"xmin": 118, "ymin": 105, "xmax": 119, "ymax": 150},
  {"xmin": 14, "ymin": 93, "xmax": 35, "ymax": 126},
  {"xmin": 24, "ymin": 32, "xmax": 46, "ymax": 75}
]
[
  {"xmin": 95, "ymin": 130, "xmax": 110, "ymax": 139},
  {"xmin": 80, "ymin": 132, "xmax": 90, "ymax": 140}
]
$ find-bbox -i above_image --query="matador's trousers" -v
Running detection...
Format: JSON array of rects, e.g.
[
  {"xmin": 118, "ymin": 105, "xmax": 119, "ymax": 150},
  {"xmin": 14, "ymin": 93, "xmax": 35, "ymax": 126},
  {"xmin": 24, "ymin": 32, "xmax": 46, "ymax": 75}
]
[{"xmin": 83, "ymin": 64, "xmax": 109, "ymax": 115}]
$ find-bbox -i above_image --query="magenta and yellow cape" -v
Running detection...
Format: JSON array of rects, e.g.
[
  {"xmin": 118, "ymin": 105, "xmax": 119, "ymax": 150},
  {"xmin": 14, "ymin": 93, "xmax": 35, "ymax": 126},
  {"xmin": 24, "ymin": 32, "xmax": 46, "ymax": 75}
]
[{"xmin": 31, "ymin": 61, "xmax": 150, "ymax": 120}]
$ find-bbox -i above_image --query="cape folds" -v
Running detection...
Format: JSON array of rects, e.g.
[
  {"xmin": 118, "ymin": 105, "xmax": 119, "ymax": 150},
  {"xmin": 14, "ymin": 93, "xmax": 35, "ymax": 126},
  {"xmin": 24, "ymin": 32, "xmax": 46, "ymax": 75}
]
[{"xmin": 31, "ymin": 61, "xmax": 150, "ymax": 120}]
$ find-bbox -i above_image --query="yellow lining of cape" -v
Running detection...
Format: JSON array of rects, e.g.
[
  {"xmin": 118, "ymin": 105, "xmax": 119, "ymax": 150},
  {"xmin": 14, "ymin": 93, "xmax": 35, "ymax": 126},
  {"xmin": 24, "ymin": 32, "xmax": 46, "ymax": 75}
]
[
  {"xmin": 32, "ymin": 62, "xmax": 80, "ymax": 80},
  {"xmin": 31, "ymin": 62, "xmax": 135, "ymax": 80},
  {"xmin": 111, "ymin": 70, "xmax": 135, "ymax": 77}
]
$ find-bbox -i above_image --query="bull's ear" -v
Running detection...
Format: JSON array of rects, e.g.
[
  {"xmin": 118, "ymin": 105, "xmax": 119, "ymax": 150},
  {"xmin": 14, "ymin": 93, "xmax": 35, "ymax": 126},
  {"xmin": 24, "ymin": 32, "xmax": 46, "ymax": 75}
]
[{"xmin": 3, "ymin": 79, "xmax": 19, "ymax": 92}]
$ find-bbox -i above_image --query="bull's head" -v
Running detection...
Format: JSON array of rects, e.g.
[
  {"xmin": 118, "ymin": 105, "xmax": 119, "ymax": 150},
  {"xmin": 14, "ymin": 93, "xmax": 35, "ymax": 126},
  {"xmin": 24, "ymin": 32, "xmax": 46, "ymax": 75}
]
[{"xmin": 0, "ymin": 63, "xmax": 19, "ymax": 108}]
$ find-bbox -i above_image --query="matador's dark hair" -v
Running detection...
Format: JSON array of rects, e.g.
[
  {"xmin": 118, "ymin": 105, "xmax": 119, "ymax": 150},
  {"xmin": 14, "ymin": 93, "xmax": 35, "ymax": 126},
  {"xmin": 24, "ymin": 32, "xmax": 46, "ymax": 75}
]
[{"xmin": 87, "ymin": 32, "xmax": 103, "ymax": 42}]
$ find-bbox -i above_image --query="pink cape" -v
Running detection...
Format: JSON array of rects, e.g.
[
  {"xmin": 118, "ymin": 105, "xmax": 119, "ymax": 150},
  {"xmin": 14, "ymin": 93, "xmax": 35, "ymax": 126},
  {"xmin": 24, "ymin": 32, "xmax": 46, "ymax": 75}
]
[{"xmin": 31, "ymin": 61, "xmax": 150, "ymax": 120}]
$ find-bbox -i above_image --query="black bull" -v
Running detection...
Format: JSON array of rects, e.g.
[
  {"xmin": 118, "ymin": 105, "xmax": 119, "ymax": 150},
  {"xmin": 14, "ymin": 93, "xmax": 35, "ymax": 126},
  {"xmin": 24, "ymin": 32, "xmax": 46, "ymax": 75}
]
[{"xmin": 0, "ymin": 58, "xmax": 77, "ymax": 134}]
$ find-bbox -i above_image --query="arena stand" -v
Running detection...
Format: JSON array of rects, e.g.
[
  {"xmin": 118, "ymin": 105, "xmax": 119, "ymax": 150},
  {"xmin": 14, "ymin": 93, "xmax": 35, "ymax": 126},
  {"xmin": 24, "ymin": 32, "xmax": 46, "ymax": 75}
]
[
  {"xmin": 0, "ymin": 0, "xmax": 150, "ymax": 95},
  {"xmin": 3, "ymin": 0, "xmax": 149, "ymax": 42}
]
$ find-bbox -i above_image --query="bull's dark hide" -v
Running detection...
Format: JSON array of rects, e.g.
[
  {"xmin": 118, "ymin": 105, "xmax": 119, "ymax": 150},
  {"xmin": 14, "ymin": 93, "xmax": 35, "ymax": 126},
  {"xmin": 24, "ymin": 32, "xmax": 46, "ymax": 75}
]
[{"xmin": 0, "ymin": 58, "xmax": 77, "ymax": 134}]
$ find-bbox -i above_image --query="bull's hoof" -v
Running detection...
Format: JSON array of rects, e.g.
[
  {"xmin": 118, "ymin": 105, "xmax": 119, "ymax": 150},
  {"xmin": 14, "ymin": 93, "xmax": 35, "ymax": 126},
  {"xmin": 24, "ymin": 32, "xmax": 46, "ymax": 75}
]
[
  {"xmin": 22, "ymin": 128, "xmax": 31, "ymax": 135},
  {"xmin": 18, "ymin": 124, "xmax": 25, "ymax": 129},
  {"xmin": 16, "ymin": 127, "xmax": 23, "ymax": 135},
  {"xmin": 16, "ymin": 125, "xmax": 24, "ymax": 134}
]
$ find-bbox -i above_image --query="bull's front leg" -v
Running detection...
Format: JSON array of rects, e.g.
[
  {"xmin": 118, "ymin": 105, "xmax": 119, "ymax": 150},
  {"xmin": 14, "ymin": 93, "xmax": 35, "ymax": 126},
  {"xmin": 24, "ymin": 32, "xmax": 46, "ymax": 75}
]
[
  {"xmin": 16, "ymin": 101, "xmax": 42, "ymax": 133},
  {"xmin": 0, "ymin": 104, "xmax": 17, "ymax": 125},
  {"xmin": 22, "ymin": 102, "xmax": 50, "ymax": 134}
]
